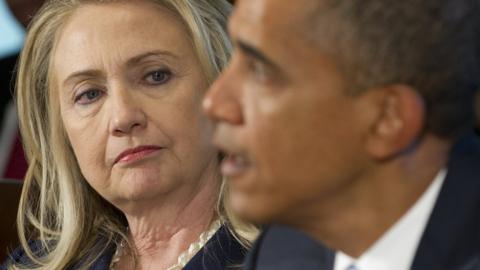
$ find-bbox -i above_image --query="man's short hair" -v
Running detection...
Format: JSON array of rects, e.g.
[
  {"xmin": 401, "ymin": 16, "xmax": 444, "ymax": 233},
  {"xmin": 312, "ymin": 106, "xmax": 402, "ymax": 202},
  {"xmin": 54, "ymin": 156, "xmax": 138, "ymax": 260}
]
[{"xmin": 313, "ymin": 0, "xmax": 480, "ymax": 139}]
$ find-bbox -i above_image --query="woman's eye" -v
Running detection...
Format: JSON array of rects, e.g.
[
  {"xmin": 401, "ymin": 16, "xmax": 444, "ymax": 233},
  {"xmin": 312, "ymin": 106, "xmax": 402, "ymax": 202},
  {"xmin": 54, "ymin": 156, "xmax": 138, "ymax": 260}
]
[
  {"xmin": 75, "ymin": 89, "xmax": 103, "ymax": 105},
  {"xmin": 145, "ymin": 69, "xmax": 172, "ymax": 85}
]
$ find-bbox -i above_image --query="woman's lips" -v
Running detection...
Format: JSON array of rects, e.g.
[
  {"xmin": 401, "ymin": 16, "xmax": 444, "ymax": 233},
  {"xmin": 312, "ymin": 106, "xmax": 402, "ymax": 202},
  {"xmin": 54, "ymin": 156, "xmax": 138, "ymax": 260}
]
[{"xmin": 114, "ymin": 145, "xmax": 162, "ymax": 164}]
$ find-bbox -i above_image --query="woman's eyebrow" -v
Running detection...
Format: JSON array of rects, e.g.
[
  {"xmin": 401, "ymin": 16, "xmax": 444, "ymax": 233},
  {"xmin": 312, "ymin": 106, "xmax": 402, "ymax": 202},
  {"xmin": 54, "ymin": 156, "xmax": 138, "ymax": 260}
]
[
  {"xmin": 62, "ymin": 50, "xmax": 181, "ymax": 87},
  {"xmin": 63, "ymin": 69, "xmax": 102, "ymax": 88},
  {"xmin": 126, "ymin": 50, "xmax": 180, "ymax": 67}
]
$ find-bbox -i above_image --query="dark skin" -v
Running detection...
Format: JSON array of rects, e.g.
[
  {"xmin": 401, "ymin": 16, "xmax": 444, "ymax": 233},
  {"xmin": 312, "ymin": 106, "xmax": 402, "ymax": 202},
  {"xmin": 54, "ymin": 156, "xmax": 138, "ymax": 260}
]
[{"xmin": 204, "ymin": 0, "xmax": 452, "ymax": 257}]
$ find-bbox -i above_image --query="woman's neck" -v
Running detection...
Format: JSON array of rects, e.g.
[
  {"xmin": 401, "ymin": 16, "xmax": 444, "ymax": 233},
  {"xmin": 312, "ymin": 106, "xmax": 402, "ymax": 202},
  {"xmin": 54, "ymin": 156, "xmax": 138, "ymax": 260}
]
[{"xmin": 118, "ymin": 168, "xmax": 221, "ymax": 269}]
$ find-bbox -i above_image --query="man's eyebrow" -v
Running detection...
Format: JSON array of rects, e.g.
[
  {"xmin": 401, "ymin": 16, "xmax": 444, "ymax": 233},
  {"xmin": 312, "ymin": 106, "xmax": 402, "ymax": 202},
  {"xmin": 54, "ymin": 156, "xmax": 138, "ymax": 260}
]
[{"xmin": 236, "ymin": 39, "xmax": 277, "ymax": 68}]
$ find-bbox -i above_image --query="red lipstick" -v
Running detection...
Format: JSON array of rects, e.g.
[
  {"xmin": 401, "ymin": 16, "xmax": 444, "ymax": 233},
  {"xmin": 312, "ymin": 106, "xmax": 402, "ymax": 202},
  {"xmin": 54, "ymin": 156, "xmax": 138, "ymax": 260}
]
[{"xmin": 114, "ymin": 145, "xmax": 162, "ymax": 164}]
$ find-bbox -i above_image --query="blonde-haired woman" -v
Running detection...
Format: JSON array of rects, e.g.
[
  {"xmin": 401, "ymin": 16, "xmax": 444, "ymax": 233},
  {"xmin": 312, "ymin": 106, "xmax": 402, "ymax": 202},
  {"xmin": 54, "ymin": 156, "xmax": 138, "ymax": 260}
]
[{"xmin": 1, "ymin": 0, "xmax": 256, "ymax": 269}]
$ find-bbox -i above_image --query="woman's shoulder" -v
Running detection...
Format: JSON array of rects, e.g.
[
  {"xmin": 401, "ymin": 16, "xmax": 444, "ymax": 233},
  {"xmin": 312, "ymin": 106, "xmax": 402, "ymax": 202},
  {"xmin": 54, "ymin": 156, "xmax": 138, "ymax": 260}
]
[
  {"xmin": 1, "ymin": 240, "xmax": 46, "ymax": 270},
  {"xmin": 185, "ymin": 225, "xmax": 249, "ymax": 270},
  {"xmin": 1, "ymin": 240, "xmax": 115, "ymax": 270}
]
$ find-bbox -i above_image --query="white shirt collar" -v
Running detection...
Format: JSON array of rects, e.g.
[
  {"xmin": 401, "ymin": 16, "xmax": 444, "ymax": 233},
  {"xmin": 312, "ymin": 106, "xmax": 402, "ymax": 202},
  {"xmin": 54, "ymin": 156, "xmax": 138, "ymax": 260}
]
[{"xmin": 334, "ymin": 169, "xmax": 447, "ymax": 270}]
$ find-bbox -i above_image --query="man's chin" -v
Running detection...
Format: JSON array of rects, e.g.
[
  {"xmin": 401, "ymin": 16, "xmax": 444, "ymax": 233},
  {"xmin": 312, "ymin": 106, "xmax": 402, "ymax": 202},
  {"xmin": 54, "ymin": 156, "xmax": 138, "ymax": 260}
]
[{"xmin": 230, "ymin": 191, "xmax": 283, "ymax": 225}]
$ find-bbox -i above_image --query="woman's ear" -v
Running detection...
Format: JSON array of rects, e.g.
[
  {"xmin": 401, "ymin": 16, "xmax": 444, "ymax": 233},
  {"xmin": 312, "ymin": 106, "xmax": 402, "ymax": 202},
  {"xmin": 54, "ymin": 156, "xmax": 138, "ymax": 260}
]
[{"xmin": 365, "ymin": 84, "xmax": 425, "ymax": 160}]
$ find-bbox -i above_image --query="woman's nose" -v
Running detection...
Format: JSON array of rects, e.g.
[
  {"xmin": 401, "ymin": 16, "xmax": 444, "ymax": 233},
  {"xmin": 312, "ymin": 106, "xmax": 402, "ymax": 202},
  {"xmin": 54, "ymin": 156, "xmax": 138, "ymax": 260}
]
[{"xmin": 109, "ymin": 87, "xmax": 147, "ymax": 135}]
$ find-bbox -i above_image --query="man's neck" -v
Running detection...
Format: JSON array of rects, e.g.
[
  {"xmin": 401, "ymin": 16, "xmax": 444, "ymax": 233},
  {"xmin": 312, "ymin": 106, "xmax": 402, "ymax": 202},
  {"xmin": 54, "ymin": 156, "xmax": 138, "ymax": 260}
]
[{"xmin": 294, "ymin": 136, "xmax": 450, "ymax": 257}]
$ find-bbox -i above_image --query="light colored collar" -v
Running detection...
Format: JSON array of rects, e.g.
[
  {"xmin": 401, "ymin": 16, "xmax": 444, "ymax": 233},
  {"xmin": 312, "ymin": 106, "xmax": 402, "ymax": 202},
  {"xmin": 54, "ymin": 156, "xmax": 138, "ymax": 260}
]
[{"xmin": 334, "ymin": 169, "xmax": 447, "ymax": 270}]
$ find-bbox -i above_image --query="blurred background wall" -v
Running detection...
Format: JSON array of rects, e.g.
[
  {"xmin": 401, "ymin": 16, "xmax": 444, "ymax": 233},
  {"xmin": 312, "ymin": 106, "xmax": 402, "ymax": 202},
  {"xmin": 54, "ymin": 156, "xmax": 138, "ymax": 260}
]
[{"xmin": 0, "ymin": 0, "xmax": 43, "ymax": 261}]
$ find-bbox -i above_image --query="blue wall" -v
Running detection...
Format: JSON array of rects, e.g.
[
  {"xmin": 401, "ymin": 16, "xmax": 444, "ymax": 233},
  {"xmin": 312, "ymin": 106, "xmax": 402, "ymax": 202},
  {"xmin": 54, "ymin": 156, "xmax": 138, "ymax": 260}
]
[{"xmin": 0, "ymin": 0, "xmax": 25, "ymax": 59}]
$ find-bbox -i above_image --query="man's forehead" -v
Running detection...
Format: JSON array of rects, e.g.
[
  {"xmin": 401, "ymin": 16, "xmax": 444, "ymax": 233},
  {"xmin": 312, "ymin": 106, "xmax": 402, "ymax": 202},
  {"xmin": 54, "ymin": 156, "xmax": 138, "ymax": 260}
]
[{"xmin": 232, "ymin": 0, "xmax": 322, "ymax": 35}]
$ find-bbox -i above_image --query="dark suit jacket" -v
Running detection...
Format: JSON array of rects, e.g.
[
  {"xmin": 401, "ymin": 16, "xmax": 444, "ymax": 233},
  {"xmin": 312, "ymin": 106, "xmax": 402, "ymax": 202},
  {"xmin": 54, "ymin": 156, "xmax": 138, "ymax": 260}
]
[
  {"xmin": 244, "ymin": 133, "xmax": 480, "ymax": 270},
  {"xmin": 1, "ymin": 225, "xmax": 247, "ymax": 270}
]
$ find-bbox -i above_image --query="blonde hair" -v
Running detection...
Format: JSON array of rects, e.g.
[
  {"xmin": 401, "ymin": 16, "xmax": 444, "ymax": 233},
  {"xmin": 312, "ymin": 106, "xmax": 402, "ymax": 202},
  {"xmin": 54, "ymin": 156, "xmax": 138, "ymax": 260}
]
[{"xmin": 12, "ymin": 0, "xmax": 257, "ymax": 269}]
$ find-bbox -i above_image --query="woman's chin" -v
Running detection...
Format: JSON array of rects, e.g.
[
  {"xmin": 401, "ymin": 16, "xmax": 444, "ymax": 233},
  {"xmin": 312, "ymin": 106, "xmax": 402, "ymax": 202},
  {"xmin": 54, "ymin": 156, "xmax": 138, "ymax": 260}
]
[
  {"xmin": 108, "ymin": 187, "xmax": 167, "ymax": 214},
  {"xmin": 109, "ymin": 173, "xmax": 179, "ymax": 204}
]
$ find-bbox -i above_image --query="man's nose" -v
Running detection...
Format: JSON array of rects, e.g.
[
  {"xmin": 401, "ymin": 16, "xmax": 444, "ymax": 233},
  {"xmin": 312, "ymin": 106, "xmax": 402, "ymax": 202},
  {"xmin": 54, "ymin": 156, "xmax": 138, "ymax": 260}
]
[
  {"xmin": 109, "ymin": 85, "xmax": 147, "ymax": 135},
  {"xmin": 203, "ymin": 60, "xmax": 244, "ymax": 125}
]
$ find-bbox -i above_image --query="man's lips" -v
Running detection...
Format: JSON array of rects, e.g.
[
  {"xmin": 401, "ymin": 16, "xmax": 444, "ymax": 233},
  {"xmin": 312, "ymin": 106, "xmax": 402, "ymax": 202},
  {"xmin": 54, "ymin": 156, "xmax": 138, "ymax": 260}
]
[
  {"xmin": 114, "ymin": 145, "xmax": 162, "ymax": 164},
  {"xmin": 221, "ymin": 154, "xmax": 250, "ymax": 177}
]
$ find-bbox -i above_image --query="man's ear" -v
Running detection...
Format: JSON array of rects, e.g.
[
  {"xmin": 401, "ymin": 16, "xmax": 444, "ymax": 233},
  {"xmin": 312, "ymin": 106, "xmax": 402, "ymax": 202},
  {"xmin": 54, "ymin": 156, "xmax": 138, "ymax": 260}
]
[{"xmin": 365, "ymin": 84, "xmax": 425, "ymax": 160}]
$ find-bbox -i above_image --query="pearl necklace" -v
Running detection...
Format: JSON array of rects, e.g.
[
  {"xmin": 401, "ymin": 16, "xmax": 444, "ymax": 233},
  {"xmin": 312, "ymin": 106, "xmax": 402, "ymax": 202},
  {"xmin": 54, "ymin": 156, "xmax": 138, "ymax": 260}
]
[{"xmin": 109, "ymin": 220, "xmax": 222, "ymax": 270}]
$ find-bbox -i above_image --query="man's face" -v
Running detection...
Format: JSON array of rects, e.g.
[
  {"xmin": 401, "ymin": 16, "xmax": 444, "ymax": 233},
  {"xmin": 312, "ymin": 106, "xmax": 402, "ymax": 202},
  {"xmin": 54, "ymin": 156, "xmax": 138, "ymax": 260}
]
[{"xmin": 204, "ymin": 0, "xmax": 371, "ymax": 225}]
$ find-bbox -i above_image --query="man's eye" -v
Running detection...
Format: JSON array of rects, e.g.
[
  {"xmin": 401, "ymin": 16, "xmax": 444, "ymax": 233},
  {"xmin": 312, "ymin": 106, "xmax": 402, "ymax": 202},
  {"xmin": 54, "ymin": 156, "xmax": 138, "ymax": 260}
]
[
  {"xmin": 75, "ymin": 89, "xmax": 103, "ymax": 105},
  {"xmin": 248, "ymin": 60, "xmax": 270, "ymax": 82},
  {"xmin": 145, "ymin": 69, "xmax": 172, "ymax": 85}
]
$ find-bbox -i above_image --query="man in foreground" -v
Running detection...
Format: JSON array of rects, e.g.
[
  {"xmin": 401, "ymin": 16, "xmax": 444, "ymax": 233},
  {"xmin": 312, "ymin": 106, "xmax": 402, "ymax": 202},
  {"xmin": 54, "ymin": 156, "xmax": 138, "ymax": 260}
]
[{"xmin": 203, "ymin": 0, "xmax": 480, "ymax": 269}]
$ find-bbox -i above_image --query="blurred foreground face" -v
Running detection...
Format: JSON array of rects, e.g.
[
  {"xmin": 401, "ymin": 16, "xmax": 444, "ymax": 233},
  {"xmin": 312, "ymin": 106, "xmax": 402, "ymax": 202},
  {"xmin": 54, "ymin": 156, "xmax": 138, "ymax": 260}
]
[
  {"xmin": 54, "ymin": 1, "xmax": 217, "ymax": 209},
  {"xmin": 204, "ymin": 0, "xmax": 371, "ymax": 224}
]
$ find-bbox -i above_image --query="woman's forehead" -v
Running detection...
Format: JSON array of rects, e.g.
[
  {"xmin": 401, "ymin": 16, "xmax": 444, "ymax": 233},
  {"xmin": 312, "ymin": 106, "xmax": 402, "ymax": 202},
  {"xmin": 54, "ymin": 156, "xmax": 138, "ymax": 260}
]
[{"xmin": 52, "ymin": 1, "xmax": 194, "ymax": 81}]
